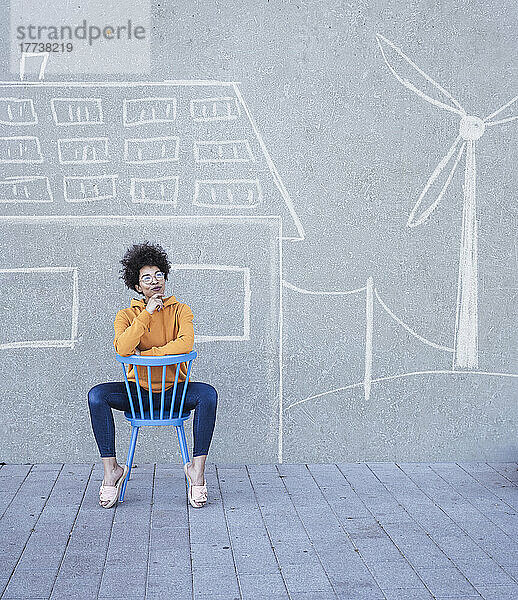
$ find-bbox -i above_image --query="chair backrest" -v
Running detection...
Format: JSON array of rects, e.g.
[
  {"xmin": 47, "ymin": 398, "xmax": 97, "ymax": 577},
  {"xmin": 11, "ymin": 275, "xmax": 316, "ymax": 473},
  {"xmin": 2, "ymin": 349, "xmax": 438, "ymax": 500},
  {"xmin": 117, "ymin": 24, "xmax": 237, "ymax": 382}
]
[{"xmin": 114, "ymin": 351, "xmax": 197, "ymax": 421}]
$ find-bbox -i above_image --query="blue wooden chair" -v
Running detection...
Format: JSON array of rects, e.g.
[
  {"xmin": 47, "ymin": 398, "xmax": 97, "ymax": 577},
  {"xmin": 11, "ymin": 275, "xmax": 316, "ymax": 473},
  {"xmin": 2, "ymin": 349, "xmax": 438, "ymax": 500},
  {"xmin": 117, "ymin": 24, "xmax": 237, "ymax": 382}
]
[{"xmin": 114, "ymin": 350, "xmax": 197, "ymax": 502}]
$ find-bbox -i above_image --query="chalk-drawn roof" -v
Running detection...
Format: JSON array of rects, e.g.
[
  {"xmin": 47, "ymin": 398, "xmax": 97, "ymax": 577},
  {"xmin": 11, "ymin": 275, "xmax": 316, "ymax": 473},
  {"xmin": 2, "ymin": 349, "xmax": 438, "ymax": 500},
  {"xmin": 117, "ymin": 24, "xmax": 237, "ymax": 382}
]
[{"xmin": 0, "ymin": 80, "xmax": 305, "ymax": 241}]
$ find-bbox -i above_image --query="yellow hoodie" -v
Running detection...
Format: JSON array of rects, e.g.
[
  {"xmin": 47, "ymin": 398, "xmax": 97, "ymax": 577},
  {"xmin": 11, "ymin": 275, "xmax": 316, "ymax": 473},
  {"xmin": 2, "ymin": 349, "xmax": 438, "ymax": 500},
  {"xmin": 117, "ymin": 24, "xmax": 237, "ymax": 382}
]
[{"xmin": 113, "ymin": 295, "xmax": 195, "ymax": 392}]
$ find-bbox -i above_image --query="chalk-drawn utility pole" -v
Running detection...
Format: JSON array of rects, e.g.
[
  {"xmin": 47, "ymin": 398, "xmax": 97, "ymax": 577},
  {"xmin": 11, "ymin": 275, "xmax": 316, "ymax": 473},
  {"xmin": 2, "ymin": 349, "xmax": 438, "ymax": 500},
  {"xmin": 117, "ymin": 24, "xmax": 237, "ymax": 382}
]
[{"xmin": 376, "ymin": 34, "xmax": 518, "ymax": 370}]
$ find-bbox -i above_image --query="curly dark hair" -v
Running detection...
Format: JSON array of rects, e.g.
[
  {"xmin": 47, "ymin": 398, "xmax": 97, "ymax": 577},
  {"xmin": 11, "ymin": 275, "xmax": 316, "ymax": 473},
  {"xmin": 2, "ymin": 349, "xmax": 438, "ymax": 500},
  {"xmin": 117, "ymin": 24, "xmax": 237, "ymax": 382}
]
[{"xmin": 119, "ymin": 241, "xmax": 171, "ymax": 293}]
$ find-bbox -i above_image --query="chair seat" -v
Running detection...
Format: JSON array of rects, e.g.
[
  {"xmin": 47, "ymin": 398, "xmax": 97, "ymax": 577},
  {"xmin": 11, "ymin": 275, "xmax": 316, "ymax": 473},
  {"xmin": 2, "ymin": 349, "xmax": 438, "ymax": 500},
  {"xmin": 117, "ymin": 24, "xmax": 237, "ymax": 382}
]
[{"xmin": 124, "ymin": 409, "xmax": 191, "ymax": 426}]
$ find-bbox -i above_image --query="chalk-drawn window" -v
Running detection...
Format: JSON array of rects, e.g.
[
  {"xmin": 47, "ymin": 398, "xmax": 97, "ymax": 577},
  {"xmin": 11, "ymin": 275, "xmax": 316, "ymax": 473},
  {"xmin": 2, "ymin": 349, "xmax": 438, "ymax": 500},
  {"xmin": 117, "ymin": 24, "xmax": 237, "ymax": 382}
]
[
  {"xmin": 190, "ymin": 97, "xmax": 240, "ymax": 122},
  {"xmin": 0, "ymin": 176, "xmax": 52, "ymax": 203},
  {"xmin": 0, "ymin": 137, "xmax": 43, "ymax": 163},
  {"xmin": 51, "ymin": 98, "xmax": 103, "ymax": 125},
  {"xmin": 193, "ymin": 179, "xmax": 262, "ymax": 208},
  {"xmin": 194, "ymin": 140, "xmax": 254, "ymax": 163},
  {"xmin": 124, "ymin": 137, "xmax": 180, "ymax": 164},
  {"xmin": 130, "ymin": 176, "xmax": 179, "ymax": 205},
  {"xmin": 0, "ymin": 267, "xmax": 78, "ymax": 350},
  {"xmin": 0, "ymin": 98, "xmax": 37, "ymax": 125},
  {"xmin": 123, "ymin": 97, "xmax": 177, "ymax": 127},
  {"xmin": 58, "ymin": 138, "xmax": 110, "ymax": 164},
  {"xmin": 64, "ymin": 174, "xmax": 117, "ymax": 202},
  {"xmin": 169, "ymin": 264, "xmax": 251, "ymax": 342}
]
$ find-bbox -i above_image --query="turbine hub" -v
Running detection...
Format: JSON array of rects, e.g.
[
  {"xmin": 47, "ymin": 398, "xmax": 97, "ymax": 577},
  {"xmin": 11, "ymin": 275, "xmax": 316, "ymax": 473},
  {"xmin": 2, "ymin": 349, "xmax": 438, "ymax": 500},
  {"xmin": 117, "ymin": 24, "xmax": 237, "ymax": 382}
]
[{"xmin": 459, "ymin": 115, "xmax": 485, "ymax": 141}]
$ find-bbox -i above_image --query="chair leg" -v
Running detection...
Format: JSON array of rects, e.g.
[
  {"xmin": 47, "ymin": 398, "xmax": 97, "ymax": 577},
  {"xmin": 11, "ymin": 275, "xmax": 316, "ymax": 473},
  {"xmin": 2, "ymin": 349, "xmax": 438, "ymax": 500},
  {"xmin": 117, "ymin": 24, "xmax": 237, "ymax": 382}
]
[
  {"xmin": 175, "ymin": 424, "xmax": 190, "ymax": 466},
  {"xmin": 120, "ymin": 426, "xmax": 139, "ymax": 503}
]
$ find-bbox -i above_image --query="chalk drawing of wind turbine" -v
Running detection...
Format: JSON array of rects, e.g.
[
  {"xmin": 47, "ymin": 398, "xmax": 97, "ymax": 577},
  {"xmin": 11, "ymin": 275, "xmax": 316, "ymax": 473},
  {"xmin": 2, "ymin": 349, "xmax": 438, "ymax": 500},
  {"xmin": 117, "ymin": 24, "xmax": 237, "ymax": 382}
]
[{"xmin": 376, "ymin": 34, "xmax": 518, "ymax": 370}]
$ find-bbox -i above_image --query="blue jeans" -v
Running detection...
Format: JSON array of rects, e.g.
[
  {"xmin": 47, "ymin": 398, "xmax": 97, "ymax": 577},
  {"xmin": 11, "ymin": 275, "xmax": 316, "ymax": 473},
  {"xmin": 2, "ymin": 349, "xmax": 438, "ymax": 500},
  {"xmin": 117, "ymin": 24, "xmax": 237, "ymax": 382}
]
[{"xmin": 87, "ymin": 381, "xmax": 217, "ymax": 458}]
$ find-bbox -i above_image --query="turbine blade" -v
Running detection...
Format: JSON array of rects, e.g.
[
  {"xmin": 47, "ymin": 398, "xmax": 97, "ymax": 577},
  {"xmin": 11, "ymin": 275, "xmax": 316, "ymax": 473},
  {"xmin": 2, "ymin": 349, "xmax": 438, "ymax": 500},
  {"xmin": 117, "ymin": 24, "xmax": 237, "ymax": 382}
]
[
  {"xmin": 407, "ymin": 136, "xmax": 465, "ymax": 228},
  {"xmin": 484, "ymin": 94, "xmax": 518, "ymax": 123},
  {"xmin": 486, "ymin": 115, "xmax": 518, "ymax": 126},
  {"xmin": 376, "ymin": 34, "xmax": 465, "ymax": 116}
]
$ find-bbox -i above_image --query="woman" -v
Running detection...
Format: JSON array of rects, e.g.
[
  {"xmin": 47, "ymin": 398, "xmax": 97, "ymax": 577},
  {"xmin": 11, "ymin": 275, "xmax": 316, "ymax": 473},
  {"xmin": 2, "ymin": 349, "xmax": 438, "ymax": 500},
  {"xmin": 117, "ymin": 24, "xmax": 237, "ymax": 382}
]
[{"xmin": 88, "ymin": 241, "xmax": 217, "ymax": 509}]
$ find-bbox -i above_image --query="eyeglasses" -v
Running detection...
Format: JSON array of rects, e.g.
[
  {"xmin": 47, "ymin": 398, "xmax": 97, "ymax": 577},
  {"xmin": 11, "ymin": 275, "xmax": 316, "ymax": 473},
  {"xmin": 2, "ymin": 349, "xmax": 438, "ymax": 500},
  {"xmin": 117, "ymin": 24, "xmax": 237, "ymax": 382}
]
[{"xmin": 140, "ymin": 272, "xmax": 165, "ymax": 284}]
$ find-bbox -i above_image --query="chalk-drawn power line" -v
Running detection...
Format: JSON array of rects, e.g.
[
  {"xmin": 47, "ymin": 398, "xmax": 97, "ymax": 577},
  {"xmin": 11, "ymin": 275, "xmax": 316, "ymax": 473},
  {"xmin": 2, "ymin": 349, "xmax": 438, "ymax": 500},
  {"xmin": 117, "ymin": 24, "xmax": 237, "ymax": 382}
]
[
  {"xmin": 283, "ymin": 276, "xmax": 518, "ymax": 411},
  {"xmin": 283, "ymin": 276, "xmax": 470, "ymax": 404},
  {"xmin": 282, "ymin": 280, "xmax": 367, "ymax": 296},
  {"xmin": 376, "ymin": 34, "xmax": 518, "ymax": 372},
  {"xmin": 373, "ymin": 289, "xmax": 454, "ymax": 354},
  {"xmin": 283, "ymin": 275, "xmax": 517, "ymax": 410}
]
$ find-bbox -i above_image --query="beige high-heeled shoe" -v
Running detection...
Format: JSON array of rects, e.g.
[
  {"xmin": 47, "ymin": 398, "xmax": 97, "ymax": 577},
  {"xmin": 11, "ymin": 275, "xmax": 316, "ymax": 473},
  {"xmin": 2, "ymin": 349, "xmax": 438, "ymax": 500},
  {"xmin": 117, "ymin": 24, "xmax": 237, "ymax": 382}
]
[
  {"xmin": 99, "ymin": 465, "xmax": 129, "ymax": 508},
  {"xmin": 183, "ymin": 462, "xmax": 207, "ymax": 508}
]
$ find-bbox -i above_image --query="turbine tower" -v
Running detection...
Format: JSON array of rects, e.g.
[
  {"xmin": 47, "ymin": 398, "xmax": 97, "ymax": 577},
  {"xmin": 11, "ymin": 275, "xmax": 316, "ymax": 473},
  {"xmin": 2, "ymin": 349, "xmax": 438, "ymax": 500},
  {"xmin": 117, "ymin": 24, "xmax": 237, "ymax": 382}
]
[{"xmin": 377, "ymin": 34, "xmax": 518, "ymax": 369}]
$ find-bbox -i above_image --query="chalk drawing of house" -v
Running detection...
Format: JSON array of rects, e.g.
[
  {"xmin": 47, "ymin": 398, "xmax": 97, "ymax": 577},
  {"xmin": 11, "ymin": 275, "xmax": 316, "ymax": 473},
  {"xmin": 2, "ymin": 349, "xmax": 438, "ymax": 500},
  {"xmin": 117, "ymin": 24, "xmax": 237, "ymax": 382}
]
[{"xmin": 0, "ymin": 54, "xmax": 305, "ymax": 463}]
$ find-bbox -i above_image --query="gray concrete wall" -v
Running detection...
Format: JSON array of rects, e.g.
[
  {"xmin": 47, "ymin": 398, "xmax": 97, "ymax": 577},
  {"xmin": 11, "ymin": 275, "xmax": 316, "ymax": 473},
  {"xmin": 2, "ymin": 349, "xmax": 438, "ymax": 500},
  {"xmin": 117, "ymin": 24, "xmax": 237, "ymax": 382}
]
[{"xmin": 0, "ymin": 1, "xmax": 517, "ymax": 462}]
